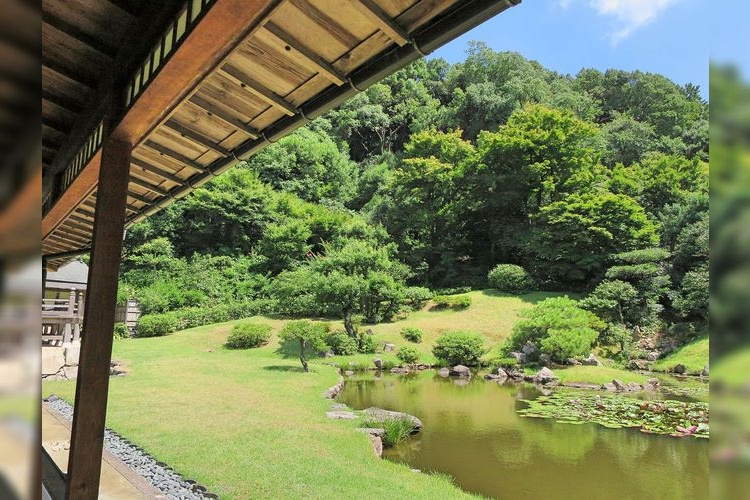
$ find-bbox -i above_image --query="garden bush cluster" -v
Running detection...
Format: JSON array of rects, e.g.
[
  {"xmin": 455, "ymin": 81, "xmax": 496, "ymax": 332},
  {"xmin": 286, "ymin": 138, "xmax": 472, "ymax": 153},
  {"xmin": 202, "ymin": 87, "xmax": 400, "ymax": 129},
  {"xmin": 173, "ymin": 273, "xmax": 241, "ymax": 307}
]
[
  {"xmin": 432, "ymin": 330, "xmax": 486, "ymax": 366},
  {"xmin": 400, "ymin": 327, "xmax": 423, "ymax": 343},
  {"xmin": 487, "ymin": 264, "xmax": 533, "ymax": 294},
  {"xmin": 431, "ymin": 294, "xmax": 472, "ymax": 310},
  {"xmin": 225, "ymin": 322, "xmax": 272, "ymax": 349}
]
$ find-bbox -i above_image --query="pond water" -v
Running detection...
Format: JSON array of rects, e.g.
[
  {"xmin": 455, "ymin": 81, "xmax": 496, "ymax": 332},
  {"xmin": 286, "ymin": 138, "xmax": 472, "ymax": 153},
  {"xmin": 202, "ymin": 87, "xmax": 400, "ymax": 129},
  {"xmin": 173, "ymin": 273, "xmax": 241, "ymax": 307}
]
[{"xmin": 338, "ymin": 371, "xmax": 708, "ymax": 500}]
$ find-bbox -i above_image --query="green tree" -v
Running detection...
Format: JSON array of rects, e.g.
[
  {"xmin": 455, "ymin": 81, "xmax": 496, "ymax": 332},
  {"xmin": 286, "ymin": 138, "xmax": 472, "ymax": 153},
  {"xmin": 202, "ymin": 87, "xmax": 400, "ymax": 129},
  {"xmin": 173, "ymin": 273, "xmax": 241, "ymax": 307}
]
[
  {"xmin": 528, "ymin": 193, "xmax": 658, "ymax": 288},
  {"xmin": 278, "ymin": 320, "xmax": 329, "ymax": 372}
]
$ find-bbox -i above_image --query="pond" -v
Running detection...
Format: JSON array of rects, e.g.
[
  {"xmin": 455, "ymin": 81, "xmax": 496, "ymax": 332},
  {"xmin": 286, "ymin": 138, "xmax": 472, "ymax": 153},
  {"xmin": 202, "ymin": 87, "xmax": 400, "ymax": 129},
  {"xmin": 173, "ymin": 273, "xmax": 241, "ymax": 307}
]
[{"xmin": 337, "ymin": 371, "xmax": 708, "ymax": 500}]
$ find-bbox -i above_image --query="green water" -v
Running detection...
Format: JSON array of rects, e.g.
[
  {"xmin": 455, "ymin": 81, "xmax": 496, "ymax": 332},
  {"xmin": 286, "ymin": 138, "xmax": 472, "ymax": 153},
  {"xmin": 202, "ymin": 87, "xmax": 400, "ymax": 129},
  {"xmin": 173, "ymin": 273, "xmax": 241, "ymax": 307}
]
[{"xmin": 338, "ymin": 371, "xmax": 709, "ymax": 500}]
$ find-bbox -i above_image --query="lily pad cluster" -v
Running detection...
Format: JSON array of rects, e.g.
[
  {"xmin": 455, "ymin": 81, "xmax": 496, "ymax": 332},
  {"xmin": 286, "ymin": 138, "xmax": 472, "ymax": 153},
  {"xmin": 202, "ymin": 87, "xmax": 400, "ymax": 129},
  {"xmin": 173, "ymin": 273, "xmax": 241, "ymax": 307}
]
[{"xmin": 518, "ymin": 393, "xmax": 709, "ymax": 438}]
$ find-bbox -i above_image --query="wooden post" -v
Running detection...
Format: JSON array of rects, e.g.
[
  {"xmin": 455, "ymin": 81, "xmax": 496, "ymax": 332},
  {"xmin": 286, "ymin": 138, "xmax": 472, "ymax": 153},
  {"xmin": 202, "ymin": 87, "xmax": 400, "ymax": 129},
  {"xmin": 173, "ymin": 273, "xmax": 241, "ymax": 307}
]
[
  {"xmin": 65, "ymin": 137, "xmax": 131, "ymax": 500},
  {"xmin": 73, "ymin": 291, "xmax": 84, "ymax": 343},
  {"xmin": 62, "ymin": 288, "xmax": 76, "ymax": 345}
]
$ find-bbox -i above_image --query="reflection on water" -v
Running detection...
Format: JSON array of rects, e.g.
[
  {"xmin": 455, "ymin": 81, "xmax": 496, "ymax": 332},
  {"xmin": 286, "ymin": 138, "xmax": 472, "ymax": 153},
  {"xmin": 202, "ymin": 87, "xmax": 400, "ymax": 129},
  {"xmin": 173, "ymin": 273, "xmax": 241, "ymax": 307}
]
[{"xmin": 338, "ymin": 372, "xmax": 708, "ymax": 500}]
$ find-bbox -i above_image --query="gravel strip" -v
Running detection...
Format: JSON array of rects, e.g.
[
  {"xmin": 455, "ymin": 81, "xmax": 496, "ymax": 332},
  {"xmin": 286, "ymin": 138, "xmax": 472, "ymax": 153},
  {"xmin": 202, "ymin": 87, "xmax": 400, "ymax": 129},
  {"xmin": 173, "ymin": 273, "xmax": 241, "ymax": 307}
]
[{"xmin": 44, "ymin": 396, "xmax": 216, "ymax": 500}]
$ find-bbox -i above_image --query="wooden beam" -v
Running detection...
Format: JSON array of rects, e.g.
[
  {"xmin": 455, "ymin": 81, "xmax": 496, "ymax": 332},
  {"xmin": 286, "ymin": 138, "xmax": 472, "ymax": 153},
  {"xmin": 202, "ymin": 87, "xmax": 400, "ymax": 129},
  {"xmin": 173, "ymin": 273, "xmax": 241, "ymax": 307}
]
[
  {"xmin": 143, "ymin": 140, "xmax": 208, "ymax": 171},
  {"xmin": 188, "ymin": 95, "xmax": 260, "ymax": 137},
  {"xmin": 131, "ymin": 157, "xmax": 185, "ymax": 184},
  {"xmin": 48, "ymin": 231, "xmax": 89, "ymax": 247},
  {"xmin": 127, "ymin": 190, "xmax": 154, "ymax": 204},
  {"xmin": 219, "ymin": 65, "xmax": 298, "ymax": 116},
  {"xmin": 163, "ymin": 119, "xmax": 231, "ymax": 155},
  {"xmin": 42, "ymin": 90, "xmax": 83, "ymax": 114},
  {"xmin": 66, "ymin": 137, "xmax": 131, "ymax": 500},
  {"xmin": 128, "ymin": 175, "xmax": 169, "ymax": 196},
  {"xmin": 351, "ymin": 0, "xmax": 409, "ymax": 46},
  {"xmin": 263, "ymin": 22, "xmax": 346, "ymax": 85},
  {"xmin": 289, "ymin": 0, "xmax": 359, "ymax": 47},
  {"xmin": 41, "ymin": 56, "xmax": 96, "ymax": 89},
  {"xmin": 42, "ymin": 12, "xmax": 117, "ymax": 58},
  {"xmin": 55, "ymin": 223, "xmax": 91, "ymax": 241}
]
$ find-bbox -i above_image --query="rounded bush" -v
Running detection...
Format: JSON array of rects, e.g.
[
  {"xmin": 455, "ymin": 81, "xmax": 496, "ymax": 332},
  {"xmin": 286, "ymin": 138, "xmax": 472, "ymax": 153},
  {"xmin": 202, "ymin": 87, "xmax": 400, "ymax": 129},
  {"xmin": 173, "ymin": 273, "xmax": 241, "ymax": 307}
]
[
  {"xmin": 326, "ymin": 330, "xmax": 358, "ymax": 355},
  {"xmin": 225, "ymin": 322, "xmax": 272, "ymax": 349},
  {"xmin": 404, "ymin": 287, "xmax": 433, "ymax": 311},
  {"xmin": 396, "ymin": 346, "xmax": 420, "ymax": 365},
  {"xmin": 400, "ymin": 327, "xmax": 423, "ymax": 343},
  {"xmin": 357, "ymin": 333, "xmax": 376, "ymax": 354},
  {"xmin": 432, "ymin": 294, "xmax": 472, "ymax": 310},
  {"xmin": 113, "ymin": 322, "xmax": 130, "ymax": 340},
  {"xmin": 488, "ymin": 264, "xmax": 533, "ymax": 294},
  {"xmin": 432, "ymin": 330, "xmax": 487, "ymax": 366},
  {"xmin": 135, "ymin": 313, "xmax": 177, "ymax": 338}
]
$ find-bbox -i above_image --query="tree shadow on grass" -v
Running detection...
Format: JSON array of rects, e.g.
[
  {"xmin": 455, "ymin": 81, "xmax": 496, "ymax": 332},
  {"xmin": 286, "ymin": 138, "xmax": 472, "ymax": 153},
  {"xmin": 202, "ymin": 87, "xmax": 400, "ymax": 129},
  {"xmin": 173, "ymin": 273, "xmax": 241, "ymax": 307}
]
[
  {"xmin": 262, "ymin": 365, "xmax": 307, "ymax": 373},
  {"xmin": 274, "ymin": 338, "xmax": 325, "ymax": 360}
]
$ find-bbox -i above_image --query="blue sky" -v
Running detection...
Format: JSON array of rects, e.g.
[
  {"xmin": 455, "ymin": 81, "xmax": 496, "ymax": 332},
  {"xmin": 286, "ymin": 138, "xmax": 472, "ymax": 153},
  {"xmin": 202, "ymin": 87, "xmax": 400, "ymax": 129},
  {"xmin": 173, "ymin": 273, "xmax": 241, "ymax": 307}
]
[{"xmin": 431, "ymin": 0, "xmax": 709, "ymax": 98}]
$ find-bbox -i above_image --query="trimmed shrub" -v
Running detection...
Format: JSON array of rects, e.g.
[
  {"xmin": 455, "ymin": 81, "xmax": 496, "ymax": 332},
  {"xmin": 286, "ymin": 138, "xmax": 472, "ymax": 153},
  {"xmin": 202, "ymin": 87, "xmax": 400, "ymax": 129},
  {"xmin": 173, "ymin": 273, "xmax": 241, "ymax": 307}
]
[
  {"xmin": 488, "ymin": 264, "xmax": 533, "ymax": 294},
  {"xmin": 404, "ymin": 287, "xmax": 433, "ymax": 311},
  {"xmin": 225, "ymin": 322, "xmax": 272, "ymax": 349},
  {"xmin": 113, "ymin": 322, "xmax": 130, "ymax": 340},
  {"xmin": 400, "ymin": 327, "xmax": 423, "ymax": 343},
  {"xmin": 434, "ymin": 286, "xmax": 472, "ymax": 295},
  {"xmin": 326, "ymin": 330, "xmax": 358, "ymax": 355},
  {"xmin": 432, "ymin": 330, "xmax": 487, "ymax": 366},
  {"xmin": 396, "ymin": 346, "xmax": 420, "ymax": 365},
  {"xmin": 432, "ymin": 294, "xmax": 472, "ymax": 310},
  {"xmin": 357, "ymin": 332, "xmax": 376, "ymax": 354},
  {"xmin": 135, "ymin": 313, "xmax": 177, "ymax": 338}
]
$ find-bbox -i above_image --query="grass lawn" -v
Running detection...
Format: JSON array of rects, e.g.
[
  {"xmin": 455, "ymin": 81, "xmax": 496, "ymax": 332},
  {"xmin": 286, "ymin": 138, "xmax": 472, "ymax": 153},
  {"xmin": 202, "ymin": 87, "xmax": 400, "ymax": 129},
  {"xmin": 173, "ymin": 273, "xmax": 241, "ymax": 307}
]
[
  {"xmin": 653, "ymin": 336, "xmax": 709, "ymax": 374},
  {"xmin": 43, "ymin": 320, "xmax": 478, "ymax": 499},
  {"xmin": 553, "ymin": 366, "xmax": 649, "ymax": 385},
  {"xmin": 37, "ymin": 290, "xmax": 572, "ymax": 498}
]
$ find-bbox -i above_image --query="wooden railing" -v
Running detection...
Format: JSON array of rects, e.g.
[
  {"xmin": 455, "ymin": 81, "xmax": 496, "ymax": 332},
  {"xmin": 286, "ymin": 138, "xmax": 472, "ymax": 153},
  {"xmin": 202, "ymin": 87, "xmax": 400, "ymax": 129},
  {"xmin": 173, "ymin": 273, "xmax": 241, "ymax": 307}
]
[{"xmin": 42, "ymin": 289, "xmax": 85, "ymax": 345}]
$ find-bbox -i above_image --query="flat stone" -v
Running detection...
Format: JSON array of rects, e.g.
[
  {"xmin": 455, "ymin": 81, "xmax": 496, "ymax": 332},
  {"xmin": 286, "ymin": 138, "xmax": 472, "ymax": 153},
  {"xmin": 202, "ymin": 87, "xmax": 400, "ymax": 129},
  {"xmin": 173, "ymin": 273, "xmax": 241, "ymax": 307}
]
[
  {"xmin": 363, "ymin": 408, "xmax": 423, "ymax": 430},
  {"xmin": 602, "ymin": 383, "xmax": 617, "ymax": 391},
  {"xmin": 627, "ymin": 381, "xmax": 643, "ymax": 392},
  {"xmin": 646, "ymin": 377, "xmax": 661, "ymax": 387},
  {"xmin": 390, "ymin": 367, "xmax": 410, "ymax": 374},
  {"xmin": 330, "ymin": 403, "xmax": 348, "ymax": 410},
  {"xmin": 383, "ymin": 343, "xmax": 396, "ymax": 352},
  {"xmin": 344, "ymin": 370, "xmax": 355, "ymax": 376},
  {"xmin": 563, "ymin": 382, "xmax": 601, "ymax": 390},
  {"xmin": 355, "ymin": 427, "xmax": 385, "ymax": 437},
  {"xmin": 582, "ymin": 353, "xmax": 602, "ymax": 366},
  {"xmin": 370, "ymin": 436, "xmax": 383, "ymax": 458},
  {"xmin": 326, "ymin": 411, "xmax": 358, "ymax": 420},
  {"xmin": 533, "ymin": 367, "xmax": 558, "ymax": 385}
]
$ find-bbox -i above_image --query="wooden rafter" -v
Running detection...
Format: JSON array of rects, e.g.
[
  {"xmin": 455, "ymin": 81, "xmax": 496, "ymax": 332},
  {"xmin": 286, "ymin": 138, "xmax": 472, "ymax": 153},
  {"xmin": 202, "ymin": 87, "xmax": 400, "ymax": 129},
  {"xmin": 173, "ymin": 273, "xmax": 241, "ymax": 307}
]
[
  {"xmin": 131, "ymin": 157, "xmax": 186, "ymax": 185},
  {"xmin": 163, "ymin": 119, "xmax": 231, "ymax": 155},
  {"xmin": 289, "ymin": 0, "xmax": 359, "ymax": 48},
  {"xmin": 219, "ymin": 65, "xmax": 298, "ymax": 116},
  {"xmin": 263, "ymin": 22, "xmax": 346, "ymax": 85},
  {"xmin": 351, "ymin": 0, "xmax": 409, "ymax": 46},
  {"xmin": 128, "ymin": 175, "xmax": 169, "ymax": 197},
  {"xmin": 188, "ymin": 95, "xmax": 260, "ymax": 137},
  {"xmin": 42, "ymin": 12, "xmax": 118, "ymax": 58},
  {"xmin": 143, "ymin": 140, "xmax": 207, "ymax": 171}
]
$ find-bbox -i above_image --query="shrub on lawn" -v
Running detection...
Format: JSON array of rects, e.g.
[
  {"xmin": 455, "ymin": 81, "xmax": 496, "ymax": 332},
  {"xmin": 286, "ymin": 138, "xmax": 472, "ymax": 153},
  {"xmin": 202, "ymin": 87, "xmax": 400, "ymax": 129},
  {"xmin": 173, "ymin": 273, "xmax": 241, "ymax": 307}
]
[
  {"xmin": 357, "ymin": 332, "xmax": 376, "ymax": 354},
  {"xmin": 326, "ymin": 330, "xmax": 358, "ymax": 355},
  {"xmin": 225, "ymin": 322, "xmax": 272, "ymax": 349},
  {"xmin": 432, "ymin": 294, "xmax": 472, "ymax": 310},
  {"xmin": 432, "ymin": 330, "xmax": 487, "ymax": 366},
  {"xmin": 135, "ymin": 313, "xmax": 177, "ymax": 338},
  {"xmin": 113, "ymin": 322, "xmax": 130, "ymax": 340},
  {"xmin": 404, "ymin": 287, "xmax": 433, "ymax": 311},
  {"xmin": 396, "ymin": 346, "xmax": 420, "ymax": 365},
  {"xmin": 488, "ymin": 264, "xmax": 533, "ymax": 294},
  {"xmin": 400, "ymin": 327, "xmax": 423, "ymax": 343}
]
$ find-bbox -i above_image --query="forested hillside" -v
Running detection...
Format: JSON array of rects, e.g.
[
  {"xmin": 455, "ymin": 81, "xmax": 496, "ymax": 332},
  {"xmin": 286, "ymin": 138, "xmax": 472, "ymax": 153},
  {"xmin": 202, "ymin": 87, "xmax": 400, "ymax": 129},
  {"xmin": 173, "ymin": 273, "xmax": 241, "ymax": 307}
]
[{"xmin": 120, "ymin": 43, "xmax": 708, "ymax": 355}]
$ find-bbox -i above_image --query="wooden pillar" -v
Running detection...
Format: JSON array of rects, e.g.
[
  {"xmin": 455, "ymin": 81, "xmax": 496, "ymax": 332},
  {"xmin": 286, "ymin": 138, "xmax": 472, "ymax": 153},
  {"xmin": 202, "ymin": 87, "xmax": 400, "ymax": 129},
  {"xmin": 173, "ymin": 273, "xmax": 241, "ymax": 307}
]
[{"xmin": 65, "ymin": 137, "xmax": 131, "ymax": 500}]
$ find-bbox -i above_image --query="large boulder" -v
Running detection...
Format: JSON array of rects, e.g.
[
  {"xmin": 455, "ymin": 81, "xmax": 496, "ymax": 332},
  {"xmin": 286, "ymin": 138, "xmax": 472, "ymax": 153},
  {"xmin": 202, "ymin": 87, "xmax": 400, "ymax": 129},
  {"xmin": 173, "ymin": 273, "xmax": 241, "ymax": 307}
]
[
  {"xmin": 602, "ymin": 382, "xmax": 617, "ymax": 391},
  {"xmin": 510, "ymin": 352, "xmax": 526, "ymax": 364},
  {"xmin": 363, "ymin": 408, "xmax": 423, "ymax": 430},
  {"xmin": 626, "ymin": 382, "xmax": 643, "ymax": 392},
  {"xmin": 646, "ymin": 351, "xmax": 660, "ymax": 362},
  {"xmin": 450, "ymin": 365, "xmax": 471, "ymax": 377},
  {"xmin": 373, "ymin": 358, "xmax": 383, "ymax": 370},
  {"xmin": 582, "ymin": 353, "xmax": 602, "ymax": 366},
  {"xmin": 538, "ymin": 354, "xmax": 551, "ymax": 366},
  {"xmin": 566, "ymin": 358, "xmax": 582, "ymax": 366},
  {"xmin": 533, "ymin": 367, "xmax": 558, "ymax": 385},
  {"xmin": 672, "ymin": 364, "xmax": 687, "ymax": 375},
  {"xmin": 383, "ymin": 343, "xmax": 396, "ymax": 352},
  {"xmin": 701, "ymin": 364, "xmax": 709, "ymax": 377},
  {"xmin": 495, "ymin": 368, "xmax": 508, "ymax": 382},
  {"xmin": 521, "ymin": 343, "xmax": 538, "ymax": 358},
  {"xmin": 437, "ymin": 367, "xmax": 450, "ymax": 377}
]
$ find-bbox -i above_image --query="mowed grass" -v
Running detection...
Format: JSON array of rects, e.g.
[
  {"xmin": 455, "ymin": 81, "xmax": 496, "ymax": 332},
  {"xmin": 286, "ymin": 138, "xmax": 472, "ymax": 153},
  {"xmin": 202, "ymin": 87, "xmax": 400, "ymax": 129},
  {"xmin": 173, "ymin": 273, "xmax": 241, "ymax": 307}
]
[
  {"xmin": 43, "ymin": 320, "xmax": 478, "ymax": 499},
  {"xmin": 554, "ymin": 366, "xmax": 649, "ymax": 385},
  {"xmin": 39, "ymin": 291, "xmax": 565, "ymax": 498},
  {"xmin": 653, "ymin": 336, "xmax": 709, "ymax": 374}
]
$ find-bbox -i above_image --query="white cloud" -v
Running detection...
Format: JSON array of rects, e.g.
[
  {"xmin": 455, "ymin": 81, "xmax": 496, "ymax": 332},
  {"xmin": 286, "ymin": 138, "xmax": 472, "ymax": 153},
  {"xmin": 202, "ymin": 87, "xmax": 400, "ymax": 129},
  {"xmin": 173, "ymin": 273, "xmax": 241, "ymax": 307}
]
[{"xmin": 558, "ymin": 0, "xmax": 683, "ymax": 44}]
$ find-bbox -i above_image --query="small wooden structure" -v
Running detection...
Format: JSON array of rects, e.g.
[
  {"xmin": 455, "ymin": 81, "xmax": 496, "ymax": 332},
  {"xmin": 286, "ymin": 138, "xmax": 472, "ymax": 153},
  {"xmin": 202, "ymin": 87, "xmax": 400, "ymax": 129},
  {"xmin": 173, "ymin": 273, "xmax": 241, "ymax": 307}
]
[{"xmin": 43, "ymin": 260, "xmax": 88, "ymax": 345}]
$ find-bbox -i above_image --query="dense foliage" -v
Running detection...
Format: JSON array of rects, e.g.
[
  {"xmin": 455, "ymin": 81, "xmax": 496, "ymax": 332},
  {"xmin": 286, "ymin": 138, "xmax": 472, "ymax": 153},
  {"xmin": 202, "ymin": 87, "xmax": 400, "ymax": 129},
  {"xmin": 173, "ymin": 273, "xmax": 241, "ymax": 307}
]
[
  {"xmin": 432, "ymin": 330, "xmax": 487, "ymax": 366},
  {"xmin": 225, "ymin": 322, "xmax": 272, "ymax": 349},
  {"xmin": 278, "ymin": 320, "xmax": 329, "ymax": 372},
  {"xmin": 119, "ymin": 44, "xmax": 707, "ymax": 356}
]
